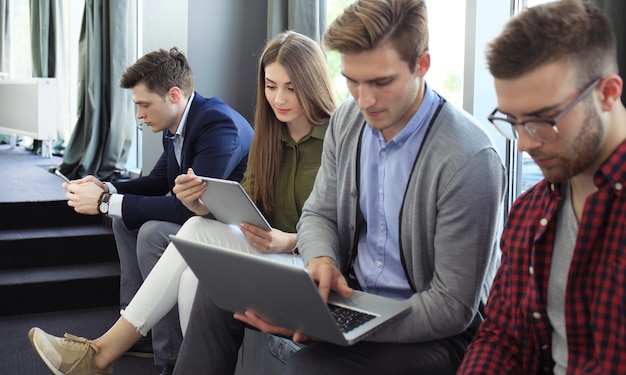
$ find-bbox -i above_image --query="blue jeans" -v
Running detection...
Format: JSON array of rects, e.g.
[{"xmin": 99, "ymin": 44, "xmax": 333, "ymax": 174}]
[{"xmin": 173, "ymin": 281, "xmax": 471, "ymax": 375}]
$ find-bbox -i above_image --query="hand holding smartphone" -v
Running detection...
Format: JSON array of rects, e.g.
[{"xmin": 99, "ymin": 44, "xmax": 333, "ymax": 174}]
[{"xmin": 54, "ymin": 169, "xmax": 71, "ymax": 183}]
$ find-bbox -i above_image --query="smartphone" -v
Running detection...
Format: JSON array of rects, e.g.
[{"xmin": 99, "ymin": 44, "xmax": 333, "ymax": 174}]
[{"xmin": 54, "ymin": 169, "xmax": 71, "ymax": 183}]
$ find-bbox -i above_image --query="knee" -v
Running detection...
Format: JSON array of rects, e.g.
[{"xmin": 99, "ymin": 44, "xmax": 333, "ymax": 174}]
[
  {"xmin": 175, "ymin": 216, "xmax": 209, "ymax": 238},
  {"xmin": 136, "ymin": 221, "xmax": 178, "ymax": 257},
  {"xmin": 137, "ymin": 222, "xmax": 166, "ymax": 257},
  {"xmin": 136, "ymin": 221, "xmax": 180, "ymax": 275}
]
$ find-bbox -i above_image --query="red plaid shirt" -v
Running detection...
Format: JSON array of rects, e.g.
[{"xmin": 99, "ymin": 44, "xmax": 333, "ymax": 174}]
[{"xmin": 459, "ymin": 140, "xmax": 626, "ymax": 374}]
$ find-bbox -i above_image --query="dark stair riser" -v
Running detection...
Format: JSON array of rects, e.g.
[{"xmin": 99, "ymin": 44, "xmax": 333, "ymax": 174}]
[
  {"xmin": 0, "ymin": 276, "xmax": 120, "ymax": 316},
  {"xmin": 1, "ymin": 198, "xmax": 121, "ymax": 315},
  {"xmin": 0, "ymin": 233, "xmax": 118, "ymax": 270}
]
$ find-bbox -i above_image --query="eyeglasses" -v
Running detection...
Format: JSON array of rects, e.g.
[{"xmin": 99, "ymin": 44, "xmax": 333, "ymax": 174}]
[{"xmin": 488, "ymin": 77, "xmax": 602, "ymax": 143}]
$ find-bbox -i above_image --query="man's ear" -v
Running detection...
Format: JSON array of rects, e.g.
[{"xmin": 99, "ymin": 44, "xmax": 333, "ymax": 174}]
[
  {"xmin": 414, "ymin": 51, "xmax": 430, "ymax": 78},
  {"xmin": 599, "ymin": 74, "xmax": 623, "ymax": 111},
  {"xmin": 168, "ymin": 87, "xmax": 182, "ymax": 104}
]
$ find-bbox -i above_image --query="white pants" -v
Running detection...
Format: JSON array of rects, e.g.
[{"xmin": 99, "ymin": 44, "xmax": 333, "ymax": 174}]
[{"xmin": 121, "ymin": 216, "xmax": 303, "ymax": 336}]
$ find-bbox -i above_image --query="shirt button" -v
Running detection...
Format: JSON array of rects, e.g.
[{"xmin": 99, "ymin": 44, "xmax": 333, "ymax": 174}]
[
  {"xmin": 540, "ymin": 218, "xmax": 548, "ymax": 226},
  {"xmin": 376, "ymin": 261, "xmax": 383, "ymax": 267},
  {"xmin": 380, "ymin": 151, "xmax": 387, "ymax": 156},
  {"xmin": 533, "ymin": 312, "xmax": 541, "ymax": 319},
  {"xmin": 541, "ymin": 344, "xmax": 549, "ymax": 350},
  {"xmin": 529, "ymin": 266, "xmax": 534, "ymax": 275},
  {"xmin": 379, "ymin": 225, "xmax": 386, "ymax": 232},
  {"xmin": 615, "ymin": 182, "xmax": 623, "ymax": 191}
]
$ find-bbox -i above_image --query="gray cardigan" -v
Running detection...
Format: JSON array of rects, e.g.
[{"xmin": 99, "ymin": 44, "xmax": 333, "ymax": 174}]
[{"xmin": 297, "ymin": 97, "xmax": 506, "ymax": 343}]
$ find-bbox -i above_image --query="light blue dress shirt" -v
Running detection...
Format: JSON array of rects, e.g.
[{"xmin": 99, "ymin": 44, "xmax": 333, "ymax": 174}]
[{"xmin": 355, "ymin": 85, "xmax": 439, "ymax": 299}]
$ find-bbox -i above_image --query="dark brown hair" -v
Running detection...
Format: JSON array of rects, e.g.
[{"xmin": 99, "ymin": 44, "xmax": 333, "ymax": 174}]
[
  {"xmin": 486, "ymin": 0, "xmax": 617, "ymax": 87},
  {"xmin": 246, "ymin": 31, "xmax": 336, "ymax": 218},
  {"xmin": 120, "ymin": 47, "xmax": 194, "ymax": 97}
]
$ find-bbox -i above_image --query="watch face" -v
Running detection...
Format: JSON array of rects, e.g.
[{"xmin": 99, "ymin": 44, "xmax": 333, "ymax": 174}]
[{"xmin": 99, "ymin": 202, "xmax": 108, "ymax": 214}]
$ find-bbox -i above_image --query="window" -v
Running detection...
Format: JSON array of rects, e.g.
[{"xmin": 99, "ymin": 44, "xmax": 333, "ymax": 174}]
[
  {"xmin": 325, "ymin": 0, "xmax": 466, "ymax": 107},
  {"xmin": 516, "ymin": 0, "xmax": 555, "ymax": 194},
  {"xmin": 325, "ymin": 0, "xmax": 353, "ymax": 102},
  {"xmin": 7, "ymin": 0, "xmax": 32, "ymax": 78}
]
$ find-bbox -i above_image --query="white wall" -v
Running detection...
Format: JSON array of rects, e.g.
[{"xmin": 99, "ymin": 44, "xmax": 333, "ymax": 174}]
[
  {"xmin": 140, "ymin": 0, "xmax": 267, "ymax": 174},
  {"xmin": 139, "ymin": 0, "xmax": 189, "ymax": 174}
]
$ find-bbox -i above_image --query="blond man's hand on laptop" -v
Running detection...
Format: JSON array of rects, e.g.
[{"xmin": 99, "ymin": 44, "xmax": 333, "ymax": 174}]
[
  {"xmin": 173, "ymin": 168, "xmax": 209, "ymax": 216},
  {"xmin": 234, "ymin": 256, "xmax": 355, "ymax": 343},
  {"xmin": 307, "ymin": 257, "xmax": 354, "ymax": 303}
]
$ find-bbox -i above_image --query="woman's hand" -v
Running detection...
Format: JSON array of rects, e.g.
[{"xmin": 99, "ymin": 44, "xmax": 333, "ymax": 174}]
[
  {"xmin": 173, "ymin": 168, "xmax": 209, "ymax": 216},
  {"xmin": 239, "ymin": 223, "xmax": 297, "ymax": 254}
]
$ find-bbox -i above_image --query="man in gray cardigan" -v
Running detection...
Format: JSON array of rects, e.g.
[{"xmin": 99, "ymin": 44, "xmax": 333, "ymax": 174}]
[{"xmin": 173, "ymin": 0, "xmax": 505, "ymax": 374}]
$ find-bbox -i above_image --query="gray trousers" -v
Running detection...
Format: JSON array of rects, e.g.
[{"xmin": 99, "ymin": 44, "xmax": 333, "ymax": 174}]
[
  {"xmin": 112, "ymin": 218, "xmax": 183, "ymax": 366},
  {"xmin": 173, "ymin": 282, "xmax": 471, "ymax": 375}
]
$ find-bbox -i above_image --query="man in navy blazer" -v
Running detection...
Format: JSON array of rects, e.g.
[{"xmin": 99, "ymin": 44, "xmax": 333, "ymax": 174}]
[{"xmin": 62, "ymin": 47, "xmax": 253, "ymax": 371}]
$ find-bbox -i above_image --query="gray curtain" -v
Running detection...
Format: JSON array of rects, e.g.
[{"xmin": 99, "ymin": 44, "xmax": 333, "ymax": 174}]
[
  {"xmin": 0, "ymin": 0, "xmax": 8, "ymax": 73},
  {"xmin": 591, "ymin": 0, "xmax": 625, "ymax": 104},
  {"xmin": 267, "ymin": 0, "xmax": 327, "ymax": 43},
  {"xmin": 30, "ymin": 0, "xmax": 56, "ymax": 78},
  {"xmin": 58, "ymin": 0, "xmax": 136, "ymax": 180}
]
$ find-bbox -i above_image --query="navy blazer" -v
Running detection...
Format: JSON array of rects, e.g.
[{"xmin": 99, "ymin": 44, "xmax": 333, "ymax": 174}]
[{"xmin": 112, "ymin": 93, "xmax": 253, "ymax": 230}]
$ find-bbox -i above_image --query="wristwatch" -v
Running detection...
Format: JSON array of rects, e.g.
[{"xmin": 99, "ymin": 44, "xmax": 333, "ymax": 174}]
[{"xmin": 98, "ymin": 192, "xmax": 111, "ymax": 214}]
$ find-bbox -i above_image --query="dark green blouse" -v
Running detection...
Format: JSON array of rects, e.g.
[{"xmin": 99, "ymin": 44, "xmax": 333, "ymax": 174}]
[
  {"xmin": 274, "ymin": 123, "xmax": 327, "ymax": 232},
  {"xmin": 243, "ymin": 123, "xmax": 327, "ymax": 233}
]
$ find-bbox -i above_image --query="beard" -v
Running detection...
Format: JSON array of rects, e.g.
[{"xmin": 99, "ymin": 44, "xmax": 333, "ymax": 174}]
[{"xmin": 535, "ymin": 102, "xmax": 603, "ymax": 184}]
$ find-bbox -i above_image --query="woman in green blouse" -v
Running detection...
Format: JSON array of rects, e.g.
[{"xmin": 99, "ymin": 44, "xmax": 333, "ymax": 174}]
[{"xmin": 28, "ymin": 31, "xmax": 336, "ymax": 375}]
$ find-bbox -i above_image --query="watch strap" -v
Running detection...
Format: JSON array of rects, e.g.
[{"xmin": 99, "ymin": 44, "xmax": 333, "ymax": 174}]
[{"xmin": 98, "ymin": 192, "xmax": 111, "ymax": 214}]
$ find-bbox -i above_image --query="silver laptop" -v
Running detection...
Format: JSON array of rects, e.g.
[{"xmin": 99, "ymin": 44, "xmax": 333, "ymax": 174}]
[
  {"xmin": 198, "ymin": 176, "xmax": 271, "ymax": 231},
  {"xmin": 170, "ymin": 235, "xmax": 411, "ymax": 346}
]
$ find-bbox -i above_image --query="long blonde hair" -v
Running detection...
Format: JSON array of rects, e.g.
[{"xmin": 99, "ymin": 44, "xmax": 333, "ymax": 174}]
[{"xmin": 246, "ymin": 31, "xmax": 336, "ymax": 220}]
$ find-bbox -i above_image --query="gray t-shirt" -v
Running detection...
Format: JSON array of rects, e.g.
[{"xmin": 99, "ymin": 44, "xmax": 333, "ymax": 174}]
[{"xmin": 548, "ymin": 180, "xmax": 578, "ymax": 374}]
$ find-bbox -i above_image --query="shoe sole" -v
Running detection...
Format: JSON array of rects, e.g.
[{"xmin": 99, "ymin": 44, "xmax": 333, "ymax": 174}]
[{"xmin": 28, "ymin": 328, "xmax": 65, "ymax": 375}]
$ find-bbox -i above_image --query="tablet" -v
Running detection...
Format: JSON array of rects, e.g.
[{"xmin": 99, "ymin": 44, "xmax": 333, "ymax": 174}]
[{"xmin": 198, "ymin": 176, "xmax": 271, "ymax": 231}]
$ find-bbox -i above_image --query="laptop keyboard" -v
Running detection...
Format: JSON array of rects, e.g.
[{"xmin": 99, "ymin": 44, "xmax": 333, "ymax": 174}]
[{"xmin": 328, "ymin": 304, "xmax": 376, "ymax": 333}]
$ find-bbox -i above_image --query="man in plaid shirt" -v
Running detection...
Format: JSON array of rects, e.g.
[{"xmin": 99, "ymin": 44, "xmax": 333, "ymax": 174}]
[{"xmin": 459, "ymin": 1, "xmax": 626, "ymax": 374}]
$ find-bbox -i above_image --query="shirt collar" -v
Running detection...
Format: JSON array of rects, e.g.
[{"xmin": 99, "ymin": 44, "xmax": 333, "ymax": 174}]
[
  {"xmin": 281, "ymin": 122, "xmax": 329, "ymax": 145},
  {"xmin": 543, "ymin": 138, "xmax": 626, "ymax": 198},
  {"xmin": 367, "ymin": 83, "xmax": 438, "ymax": 146},
  {"xmin": 168, "ymin": 92, "xmax": 195, "ymax": 138},
  {"xmin": 595, "ymin": 138, "xmax": 626, "ymax": 196}
]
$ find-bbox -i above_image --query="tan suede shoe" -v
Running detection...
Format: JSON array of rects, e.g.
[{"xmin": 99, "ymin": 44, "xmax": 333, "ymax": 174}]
[{"xmin": 28, "ymin": 327, "xmax": 111, "ymax": 375}]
